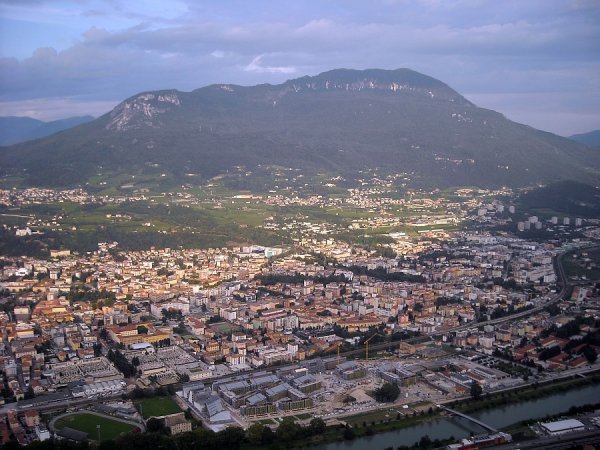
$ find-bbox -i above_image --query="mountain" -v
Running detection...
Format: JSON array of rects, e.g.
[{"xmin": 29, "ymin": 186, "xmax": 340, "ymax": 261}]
[
  {"xmin": 0, "ymin": 115, "xmax": 94, "ymax": 146},
  {"xmin": 568, "ymin": 130, "xmax": 600, "ymax": 148},
  {"xmin": 1, "ymin": 68, "xmax": 598, "ymax": 188}
]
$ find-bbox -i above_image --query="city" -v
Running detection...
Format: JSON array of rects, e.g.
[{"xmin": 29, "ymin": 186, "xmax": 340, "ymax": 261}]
[
  {"xmin": 1, "ymin": 178, "xmax": 599, "ymax": 449},
  {"xmin": 1, "ymin": 2, "xmax": 600, "ymax": 448}
]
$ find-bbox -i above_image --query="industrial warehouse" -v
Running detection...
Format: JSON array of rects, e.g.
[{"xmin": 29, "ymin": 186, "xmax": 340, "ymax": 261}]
[{"xmin": 540, "ymin": 419, "xmax": 586, "ymax": 435}]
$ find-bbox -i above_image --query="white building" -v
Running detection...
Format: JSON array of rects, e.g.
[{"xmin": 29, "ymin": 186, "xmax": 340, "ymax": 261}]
[
  {"xmin": 35, "ymin": 426, "xmax": 51, "ymax": 441},
  {"xmin": 15, "ymin": 227, "xmax": 32, "ymax": 236},
  {"xmin": 150, "ymin": 297, "xmax": 190, "ymax": 317},
  {"xmin": 540, "ymin": 419, "xmax": 585, "ymax": 435}
]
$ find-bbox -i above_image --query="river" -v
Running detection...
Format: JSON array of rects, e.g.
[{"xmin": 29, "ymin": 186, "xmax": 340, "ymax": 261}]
[{"xmin": 313, "ymin": 383, "xmax": 600, "ymax": 450}]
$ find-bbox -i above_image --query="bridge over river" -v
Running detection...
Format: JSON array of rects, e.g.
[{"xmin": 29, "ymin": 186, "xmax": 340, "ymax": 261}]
[{"xmin": 438, "ymin": 406, "xmax": 498, "ymax": 433}]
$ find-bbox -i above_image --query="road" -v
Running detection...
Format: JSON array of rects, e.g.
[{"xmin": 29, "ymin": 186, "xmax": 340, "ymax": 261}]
[
  {"xmin": 358, "ymin": 245, "xmax": 587, "ymax": 358},
  {"xmin": 2, "ymin": 245, "xmax": 593, "ymax": 419},
  {"xmin": 0, "ymin": 392, "xmax": 124, "ymax": 416}
]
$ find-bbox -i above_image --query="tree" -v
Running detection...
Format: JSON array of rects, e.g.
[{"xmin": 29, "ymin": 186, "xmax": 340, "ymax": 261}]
[
  {"xmin": 207, "ymin": 315, "xmax": 223, "ymax": 324},
  {"xmin": 116, "ymin": 432, "xmax": 175, "ymax": 450},
  {"xmin": 374, "ymin": 382, "xmax": 400, "ymax": 402},
  {"xmin": 173, "ymin": 321, "xmax": 187, "ymax": 335},
  {"xmin": 146, "ymin": 417, "xmax": 166, "ymax": 433},
  {"xmin": 261, "ymin": 426, "xmax": 275, "ymax": 444},
  {"xmin": 556, "ymin": 318, "xmax": 581, "ymax": 339},
  {"xmin": 343, "ymin": 425, "xmax": 355, "ymax": 440},
  {"xmin": 419, "ymin": 435, "xmax": 432, "ymax": 448},
  {"xmin": 544, "ymin": 303, "xmax": 561, "ymax": 316},
  {"xmin": 539, "ymin": 345, "xmax": 561, "ymax": 361},
  {"xmin": 24, "ymin": 386, "xmax": 35, "ymax": 400},
  {"xmin": 276, "ymin": 417, "xmax": 300, "ymax": 442},
  {"xmin": 112, "ymin": 349, "xmax": 136, "ymax": 377},
  {"xmin": 215, "ymin": 426, "xmax": 245, "ymax": 449},
  {"xmin": 378, "ymin": 246, "xmax": 397, "ymax": 258},
  {"xmin": 179, "ymin": 373, "xmax": 190, "ymax": 383},
  {"xmin": 247, "ymin": 423, "xmax": 265, "ymax": 445},
  {"xmin": 98, "ymin": 440, "xmax": 117, "ymax": 450},
  {"xmin": 470, "ymin": 381, "xmax": 483, "ymax": 400},
  {"xmin": 309, "ymin": 417, "xmax": 326, "ymax": 435},
  {"xmin": 582, "ymin": 345, "xmax": 597, "ymax": 363},
  {"xmin": 93, "ymin": 343, "xmax": 103, "ymax": 357},
  {"xmin": 173, "ymin": 432, "xmax": 197, "ymax": 450}
]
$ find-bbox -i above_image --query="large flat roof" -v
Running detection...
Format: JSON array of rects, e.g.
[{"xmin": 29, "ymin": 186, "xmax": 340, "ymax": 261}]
[{"xmin": 540, "ymin": 419, "xmax": 585, "ymax": 433}]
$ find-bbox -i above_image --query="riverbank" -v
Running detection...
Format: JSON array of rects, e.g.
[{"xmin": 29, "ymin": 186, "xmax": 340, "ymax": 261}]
[
  {"xmin": 450, "ymin": 372, "xmax": 600, "ymax": 415},
  {"xmin": 304, "ymin": 374, "xmax": 600, "ymax": 450}
]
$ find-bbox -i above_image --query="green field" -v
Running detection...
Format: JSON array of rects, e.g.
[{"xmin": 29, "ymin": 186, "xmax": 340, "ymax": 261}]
[
  {"xmin": 209, "ymin": 322, "xmax": 236, "ymax": 334},
  {"xmin": 342, "ymin": 402, "xmax": 432, "ymax": 427},
  {"xmin": 1, "ymin": 172, "xmax": 481, "ymax": 258},
  {"xmin": 136, "ymin": 396, "xmax": 181, "ymax": 419},
  {"xmin": 0, "ymin": 214, "xmax": 31, "ymax": 226},
  {"xmin": 1, "ymin": 197, "xmax": 285, "ymax": 255},
  {"xmin": 54, "ymin": 412, "xmax": 138, "ymax": 440},
  {"xmin": 343, "ymin": 407, "xmax": 405, "ymax": 426}
]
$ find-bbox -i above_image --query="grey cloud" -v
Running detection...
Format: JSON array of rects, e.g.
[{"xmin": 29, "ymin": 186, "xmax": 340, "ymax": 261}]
[
  {"xmin": 1, "ymin": 16, "xmax": 596, "ymax": 88},
  {"xmin": 244, "ymin": 54, "xmax": 297, "ymax": 74},
  {"xmin": 1, "ymin": 2, "xmax": 599, "ymax": 134}
]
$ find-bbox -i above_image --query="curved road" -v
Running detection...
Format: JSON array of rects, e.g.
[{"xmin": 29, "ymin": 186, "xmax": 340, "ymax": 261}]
[{"xmin": 351, "ymin": 245, "xmax": 586, "ymax": 357}]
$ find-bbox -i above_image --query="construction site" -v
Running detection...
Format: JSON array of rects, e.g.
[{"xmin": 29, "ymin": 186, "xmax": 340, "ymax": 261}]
[{"xmin": 178, "ymin": 340, "xmax": 525, "ymax": 431}]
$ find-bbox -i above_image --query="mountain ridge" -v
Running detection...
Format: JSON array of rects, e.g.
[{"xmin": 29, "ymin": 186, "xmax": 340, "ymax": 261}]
[
  {"xmin": 0, "ymin": 115, "xmax": 94, "ymax": 146},
  {"xmin": 568, "ymin": 129, "xmax": 600, "ymax": 148},
  {"xmin": 1, "ymin": 68, "xmax": 598, "ymax": 189}
]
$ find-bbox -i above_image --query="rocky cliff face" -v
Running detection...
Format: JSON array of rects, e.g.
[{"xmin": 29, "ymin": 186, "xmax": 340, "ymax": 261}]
[{"xmin": 106, "ymin": 92, "xmax": 182, "ymax": 131}]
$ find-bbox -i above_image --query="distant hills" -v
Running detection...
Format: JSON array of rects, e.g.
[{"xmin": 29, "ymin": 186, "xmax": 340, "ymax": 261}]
[
  {"xmin": 518, "ymin": 180, "xmax": 600, "ymax": 218},
  {"xmin": 1, "ymin": 68, "xmax": 598, "ymax": 188},
  {"xmin": 568, "ymin": 130, "xmax": 600, "ymax": 148},
  {"xmin": 0, "ymin": 115, "xmax": 94, "ymax": 146}
]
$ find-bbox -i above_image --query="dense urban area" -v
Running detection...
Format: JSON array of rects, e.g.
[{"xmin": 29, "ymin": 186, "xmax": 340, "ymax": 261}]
[{"xmin": 1, "ymin": 176, "xmax": 600, "ymax": 450}]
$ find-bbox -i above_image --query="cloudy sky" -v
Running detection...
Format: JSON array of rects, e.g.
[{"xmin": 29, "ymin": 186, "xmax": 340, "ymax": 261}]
[{"xmin": 0, "ymin": 0, "xmax": 599, "ymax": 136}]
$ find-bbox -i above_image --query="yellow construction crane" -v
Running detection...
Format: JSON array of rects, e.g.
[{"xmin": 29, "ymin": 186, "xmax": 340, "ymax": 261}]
[
  {"xmin": 327, "ymin": 341, "xmax": 343, "ymax": 364},
  {"xmin": 364, "ymin": 333, "xmax": 378, "ymax": 360},
  {"xmin": 335, "ymin": 341, "xmax": 343, "ymax": 365}
]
